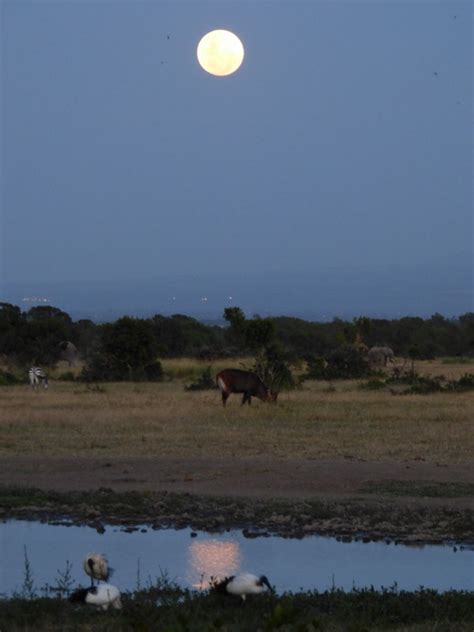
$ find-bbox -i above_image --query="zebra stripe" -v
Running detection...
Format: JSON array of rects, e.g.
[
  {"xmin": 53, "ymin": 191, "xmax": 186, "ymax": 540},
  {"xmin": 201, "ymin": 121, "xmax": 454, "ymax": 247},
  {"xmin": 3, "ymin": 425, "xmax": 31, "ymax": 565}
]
[{"xmin": 29, "ymin": 367, "xmax": 49, "ymax": 389}]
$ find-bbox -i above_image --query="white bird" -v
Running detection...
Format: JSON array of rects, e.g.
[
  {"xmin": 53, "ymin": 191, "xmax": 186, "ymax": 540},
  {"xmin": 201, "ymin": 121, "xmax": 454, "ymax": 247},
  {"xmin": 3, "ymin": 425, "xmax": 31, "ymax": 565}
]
[
  {"xmin": 69, "ymin": 584, "xmax": 122, "ymax": 611},
  {"xmin": 83, "ymin": 553, "xmax": 112, "ymax": 587},
  {"xmin": 213, "ymin": 573, "xmax": 273, "ymax": 601}
]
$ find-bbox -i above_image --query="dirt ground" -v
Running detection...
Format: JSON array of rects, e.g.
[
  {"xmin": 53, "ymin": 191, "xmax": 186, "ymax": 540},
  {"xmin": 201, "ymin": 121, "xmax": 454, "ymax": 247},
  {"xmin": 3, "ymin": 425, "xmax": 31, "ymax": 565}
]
[
  {"xmin": 0, "ymin": 454, "xmax": 473, "ymax": 504},
  {"xmin": 1, "ymin": 455, "xmax": 473, "ymax": 544}
]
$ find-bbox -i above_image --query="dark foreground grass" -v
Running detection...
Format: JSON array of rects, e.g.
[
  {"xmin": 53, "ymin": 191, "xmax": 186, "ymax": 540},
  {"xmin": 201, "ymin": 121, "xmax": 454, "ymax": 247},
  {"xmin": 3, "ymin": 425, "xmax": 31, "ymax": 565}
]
[{"xmin": 1, "ymin": 584, "xmax": 474, "ymax": 632}]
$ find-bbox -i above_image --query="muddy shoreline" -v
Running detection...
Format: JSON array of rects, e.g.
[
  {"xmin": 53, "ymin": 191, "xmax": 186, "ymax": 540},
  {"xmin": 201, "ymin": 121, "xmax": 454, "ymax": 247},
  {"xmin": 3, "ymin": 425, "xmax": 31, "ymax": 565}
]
[
  {"xmin": 1, "ymin": 486, "xmax": 473, "ymax": 545},
  {"xmin": 1, "ymin": 456, "xmax": 472, "ymax": 545}
]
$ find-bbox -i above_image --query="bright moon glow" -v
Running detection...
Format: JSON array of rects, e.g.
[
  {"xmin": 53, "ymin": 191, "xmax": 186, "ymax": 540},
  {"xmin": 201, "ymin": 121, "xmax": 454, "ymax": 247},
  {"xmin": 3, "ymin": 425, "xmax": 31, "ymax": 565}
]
[{"xmin": 197, "ymin": 30, "xmax": 244, "ymax": 76}]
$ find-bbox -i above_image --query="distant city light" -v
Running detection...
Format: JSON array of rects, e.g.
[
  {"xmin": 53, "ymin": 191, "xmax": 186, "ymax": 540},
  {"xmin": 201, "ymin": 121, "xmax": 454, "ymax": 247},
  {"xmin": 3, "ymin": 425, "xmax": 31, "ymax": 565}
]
[{"xmin": 22, "ymin": 297, "xmax": 49, "ymax": 303}]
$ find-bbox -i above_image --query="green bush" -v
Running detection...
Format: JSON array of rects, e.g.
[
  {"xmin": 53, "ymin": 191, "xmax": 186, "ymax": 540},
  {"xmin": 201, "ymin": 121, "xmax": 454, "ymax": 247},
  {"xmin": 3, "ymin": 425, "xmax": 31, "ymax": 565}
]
[
  {"xmin": 252, "ymin": 343, "xmax": 298, "ymax": 391},
  {"xmin": 0, "ymin": 369, "xmax": 21, "ymax": 386},
  {"xmin": 386, "ymin": 371, "xmax": 474, "ymax": 395},
  {"xmin": 446, "ymin": 372, "xmax": 474, "ymax": 392},
  {"xmin": 143, "ymin": 361, "xmax": 164, "ymax": 382},
  {"xmin": 304, "ymin": 356, "xmax": 327, "ymax": 379},
  {"xmin": 442, "ymin": 356, "xmax": 474, "ymax": 365},
  {"xmin": 359, "ymin": 378, "xmax": 386, "ymax": 390},
  {"xmin": 405, "ymin": 376, "xmax": 445, "ymax": 394},
  {"xmin": 387, "ymin": 371, "xmax": 444, "ymax": 394},
  {"xmin": 82, "ymin": 317, "xmax": 161, "ymax": 382},
  {"xmin": 306, "ymin": 345, "xmax": 372, "ymax": 380},
  {"xmin": 57, "ymin": 371, "xmax": 75, "ymax": 382},
  {"xmin": 184, "ymin": 366, "xmax": 216, "ymax": 391}
]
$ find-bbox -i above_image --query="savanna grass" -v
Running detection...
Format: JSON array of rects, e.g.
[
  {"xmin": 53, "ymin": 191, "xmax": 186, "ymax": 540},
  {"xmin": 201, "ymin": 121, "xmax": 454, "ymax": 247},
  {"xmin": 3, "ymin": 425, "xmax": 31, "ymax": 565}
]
[{"xmin": 0, "ymin": 360, "xmax": 472, "ymax": 463}]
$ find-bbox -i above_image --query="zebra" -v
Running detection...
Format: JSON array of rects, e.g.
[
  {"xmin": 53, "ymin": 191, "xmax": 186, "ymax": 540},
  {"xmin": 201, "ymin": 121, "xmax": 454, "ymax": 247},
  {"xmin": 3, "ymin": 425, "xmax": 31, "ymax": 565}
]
[{"xmin": 29, "ymin": 367, "xmax": 49, "ymax": 389}]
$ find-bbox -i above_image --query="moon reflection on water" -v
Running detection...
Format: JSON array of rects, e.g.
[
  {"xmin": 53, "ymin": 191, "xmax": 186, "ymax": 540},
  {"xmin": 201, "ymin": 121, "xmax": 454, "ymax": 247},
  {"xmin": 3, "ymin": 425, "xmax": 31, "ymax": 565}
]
[{"xmin": 187, "ymin": 538, "xmax": 241, "ymax": 588}]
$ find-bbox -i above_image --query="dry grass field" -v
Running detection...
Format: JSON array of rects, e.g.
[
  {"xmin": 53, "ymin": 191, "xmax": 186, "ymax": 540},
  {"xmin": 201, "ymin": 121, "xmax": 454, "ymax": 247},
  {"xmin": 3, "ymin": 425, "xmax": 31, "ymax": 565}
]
[{"xmin": 0, "ymin": 359, "xmax": 472, "ymax": 464}]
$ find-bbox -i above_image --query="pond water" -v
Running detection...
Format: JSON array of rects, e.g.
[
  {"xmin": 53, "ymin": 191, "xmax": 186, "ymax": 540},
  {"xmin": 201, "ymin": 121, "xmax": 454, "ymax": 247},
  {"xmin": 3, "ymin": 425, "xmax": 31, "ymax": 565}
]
[{"xmin": 0, "ymin": 520, "xmax": 472, "ymax": 596}]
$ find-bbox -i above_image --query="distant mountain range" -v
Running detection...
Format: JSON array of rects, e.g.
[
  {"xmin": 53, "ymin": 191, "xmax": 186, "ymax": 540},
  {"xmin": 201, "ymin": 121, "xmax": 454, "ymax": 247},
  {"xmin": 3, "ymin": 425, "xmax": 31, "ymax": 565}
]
[{"xmin": 2, "ymin": 262, "xmax": 472, "ymax": 322}]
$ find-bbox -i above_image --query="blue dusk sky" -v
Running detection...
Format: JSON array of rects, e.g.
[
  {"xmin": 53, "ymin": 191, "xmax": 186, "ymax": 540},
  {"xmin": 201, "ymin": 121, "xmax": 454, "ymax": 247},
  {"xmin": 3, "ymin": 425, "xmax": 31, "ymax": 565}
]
[{"xmin": 1, "ymin": 1, "xmax": 472, "ymax": 319}]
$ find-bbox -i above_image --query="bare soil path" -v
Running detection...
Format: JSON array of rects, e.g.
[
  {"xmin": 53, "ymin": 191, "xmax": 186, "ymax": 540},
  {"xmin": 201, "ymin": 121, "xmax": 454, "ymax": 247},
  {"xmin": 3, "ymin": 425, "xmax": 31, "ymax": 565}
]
[{"xmin": 1, "ymin": 455, "xmax": 473, "ymax": 506}]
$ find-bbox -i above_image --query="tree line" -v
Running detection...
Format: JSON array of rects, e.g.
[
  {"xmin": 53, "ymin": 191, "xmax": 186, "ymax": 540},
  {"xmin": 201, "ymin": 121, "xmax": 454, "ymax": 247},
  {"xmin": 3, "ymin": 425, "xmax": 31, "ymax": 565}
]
[{"xmin": 0, "ymin": 302, "xmax": 473, "ymax": 382}]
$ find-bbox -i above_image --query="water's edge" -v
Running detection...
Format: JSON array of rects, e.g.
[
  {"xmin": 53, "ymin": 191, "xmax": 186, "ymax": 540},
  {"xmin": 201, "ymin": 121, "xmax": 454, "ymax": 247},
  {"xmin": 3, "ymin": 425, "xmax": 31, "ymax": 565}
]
[{"xmin": 1, "ymin": 487, "xmax": 473, "ymax": 545}]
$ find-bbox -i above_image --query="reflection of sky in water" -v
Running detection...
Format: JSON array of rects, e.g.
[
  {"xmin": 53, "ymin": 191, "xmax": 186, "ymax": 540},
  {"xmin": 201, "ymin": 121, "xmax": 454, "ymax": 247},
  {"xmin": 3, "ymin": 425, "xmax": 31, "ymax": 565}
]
[
  {"xmin": 0, "ymin": 520, "xmax": 472, "ymax": 597},
  {"xmin": 187, "ymin": 539, "xmax": 241, "ymax": 588}
]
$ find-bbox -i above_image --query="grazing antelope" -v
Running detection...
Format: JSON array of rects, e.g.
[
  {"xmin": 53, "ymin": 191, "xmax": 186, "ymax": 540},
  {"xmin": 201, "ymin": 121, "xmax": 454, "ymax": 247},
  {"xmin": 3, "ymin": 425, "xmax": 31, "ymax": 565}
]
[
  {"xmin": 69, "ymin": 584, "xmax": 122, "ymax": 611},
  {"xmin": 83, "ymin": 553, "xmax": 112, "ymax": 587},
  {"xmin": 213, "ymin": 573, "xmax": 273, "ymax": 601},
  {"xmin": 28, "ymin": 367, "xmax": 48, "ymax": 389},
  {"xmin": 216, "ymin": 369, "xmax": 278, "ymax": 407}
]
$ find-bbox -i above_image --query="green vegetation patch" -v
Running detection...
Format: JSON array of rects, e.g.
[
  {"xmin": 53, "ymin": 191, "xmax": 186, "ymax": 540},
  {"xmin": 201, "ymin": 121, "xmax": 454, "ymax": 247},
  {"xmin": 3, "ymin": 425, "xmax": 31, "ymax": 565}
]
[
  {"xmin": 358, "ymin": 371, "xmax": 474, "ymax": 395},
  {"xmin": 360, "ymin": 480, "xmax": 474, "ymax": 498},
  {"xmin": 446, "ymin": 373, "xmax": 474, "ymax": 391},
  {"xmin": 442, "ymin": 357, "xmax": 474, "ymax": 365},
  {"xmin": 359, "ymin": 378, "xmax": 387, "ymax": 391},
  {"xmin": 184, "ymin": 366, "xmax": 216, "ymax": 391},
  {"xmin": 0, "ymin": 369, "xmax": 22, "ymax": 386},
  {"xmin": 1, "ymin": 584, "xmax": 474, "ymax": 632}
]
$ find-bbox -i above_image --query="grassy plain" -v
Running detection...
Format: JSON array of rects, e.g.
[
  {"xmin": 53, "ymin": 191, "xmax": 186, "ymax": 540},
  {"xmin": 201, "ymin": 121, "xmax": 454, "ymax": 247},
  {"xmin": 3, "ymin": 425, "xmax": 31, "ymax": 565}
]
[{"xmin": 0, "ymin": 359, "xmax": 472, "ymax": 463}]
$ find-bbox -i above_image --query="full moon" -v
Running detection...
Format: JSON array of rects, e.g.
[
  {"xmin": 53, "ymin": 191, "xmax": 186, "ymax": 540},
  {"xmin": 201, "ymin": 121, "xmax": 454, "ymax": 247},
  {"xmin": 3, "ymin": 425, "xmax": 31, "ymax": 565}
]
[{"xmin": 197, "ymin": 30, "xmax": 244, "ymax": 77}]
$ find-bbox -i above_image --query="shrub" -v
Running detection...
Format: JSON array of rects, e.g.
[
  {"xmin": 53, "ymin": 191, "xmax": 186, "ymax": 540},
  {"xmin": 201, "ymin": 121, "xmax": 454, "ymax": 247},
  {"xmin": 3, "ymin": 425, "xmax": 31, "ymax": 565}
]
[
  {"xmin": 143, "ymin": 361, "xmax": 164, "ymax": 382},
  {"xmin": 386, "ymin": 370, "xmax": 444, "ymax": 394},
  {"xmin": 304, "ymin": 356, "xmax": 328, "ymax": 379},
  {"xmin": 386, "ymin": 370, "xmax": 474, "ymax": 395},
  {"xmin": 404, "ymin": 375, "xmax": 444, "ymax": 394},
  {"xmin": 442, "ymin": 357, "xmax": 474, "ymax": 365},
  {"xmin": 306, "ymin": 345, "xmax": 372, "ymax": 380},
  {"xmin": 184, "ymin": 366, "xmax": 216, "ymax": 391},
  {"xmin": 445, "ymin": 373, "xmax": 474, "ymax": 392},
  {"xmin": 359, "ymin": 379, "xmax": 386, "ymax": 391},
  {"xmin": 195, "ymin": 347, "xmax": 214, "ymax": 361},
  {"xmin": 0, "ymin": 369, "xmax": 21, "ymax": 386},
  {"xmin": 57, "ymin": 371, "xmax": 75, "ymax": 382},
  {"xmin": 82, "ymin": 317, "xmax": 161, "ymax": 382},
  {"xmin": 252, "ymin": 343, "xmax": 298, "ymax": 391}
]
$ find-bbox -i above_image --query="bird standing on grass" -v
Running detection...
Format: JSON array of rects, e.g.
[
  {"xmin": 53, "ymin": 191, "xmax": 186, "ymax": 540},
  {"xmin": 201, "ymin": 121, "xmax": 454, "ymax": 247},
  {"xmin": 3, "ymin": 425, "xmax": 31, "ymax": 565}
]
[
  {"xmin": 83, "ymin": 553, "xmax": 112, "ymax": 587},
  {"xmin": 69, "ymin": 584, "xmax": 122, "ymax": 611},
  {"xmin": 213, "ymin": 573, "xmax": 273, "ymax": 601}
]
